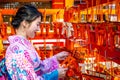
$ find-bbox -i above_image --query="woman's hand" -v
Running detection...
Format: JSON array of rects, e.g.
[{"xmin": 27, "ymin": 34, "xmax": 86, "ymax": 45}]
[
  {"xmin": 55, "ymin": 51, "xmax": 69, "ymax": 61},
  {"xmin": 57, "ymin": 67, "xmax": 68, "ymax": 78}
]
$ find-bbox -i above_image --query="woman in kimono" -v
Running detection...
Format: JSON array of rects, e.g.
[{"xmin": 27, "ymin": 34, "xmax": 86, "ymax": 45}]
[{"xmin": 5, "ymin": 4, "xmax": 68, "ymax": 80}]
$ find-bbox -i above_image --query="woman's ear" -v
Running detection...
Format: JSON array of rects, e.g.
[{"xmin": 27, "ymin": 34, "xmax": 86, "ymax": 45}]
[{"xmin": 21, "ymin": 20, "xmax": 29, "ymax": 29}]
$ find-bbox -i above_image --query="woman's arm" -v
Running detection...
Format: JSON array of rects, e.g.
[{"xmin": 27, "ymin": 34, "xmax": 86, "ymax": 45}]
[
  {"xmin": 34, "ymin": 51, "xmax": 68, "ymax": 75},
  {"xmin": 34, "ymin": 56, "xmax": 59, "ymax": 74}
]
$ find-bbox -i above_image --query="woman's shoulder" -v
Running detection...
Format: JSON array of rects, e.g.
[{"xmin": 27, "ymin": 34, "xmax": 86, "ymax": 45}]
[
  {"xmin": 8, "ymin": 35, "xmax": 31, "ymax": 48},
  {"xmin": 8, "ymin": 35, "xmax": 22, "ymax": 43}
]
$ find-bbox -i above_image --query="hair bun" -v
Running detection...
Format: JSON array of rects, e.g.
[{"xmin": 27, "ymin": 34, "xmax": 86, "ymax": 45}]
[{"xmin": 11, "ymin": 17, "xmax": 21, "ymax": 29}]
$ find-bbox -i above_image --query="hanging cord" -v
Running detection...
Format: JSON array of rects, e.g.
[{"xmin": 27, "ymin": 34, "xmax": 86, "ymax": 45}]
[
  {"xmin": 43, "ymin": 9, "xmax": 47, "ymax": 57},
  {"xmin": 96, "ymin": 0, "xmax": 100, "ymax": 22},
  {"xmin": 115, "ymin": 0, "xmax": 119, "ymax": 21},
  {"xmin": 91, "ymin": 0, "xmax": 94, "ymax": 23},
  {"xmin": 86, "ymin": 0, "xmax": 89, "ymax": 22}
]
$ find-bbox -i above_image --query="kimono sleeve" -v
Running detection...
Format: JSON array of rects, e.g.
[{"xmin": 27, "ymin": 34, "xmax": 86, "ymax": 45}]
[
  {"xmin": 42, "ymin": 70, "xmax": 58, "ymax": 80},
  {"xmin": 35, "ymin": 56, "xmax": 59, "ymax": 75}
]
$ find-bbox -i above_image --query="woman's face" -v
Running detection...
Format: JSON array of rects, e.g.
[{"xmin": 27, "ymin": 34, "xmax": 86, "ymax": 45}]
[{"xmin": 26, "ymin": 16, "xmax": 41, "ymax": 38}]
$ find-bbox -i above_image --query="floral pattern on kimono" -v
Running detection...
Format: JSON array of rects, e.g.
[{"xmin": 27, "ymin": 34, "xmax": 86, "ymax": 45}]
[{"xmin": 5, "ymin": 35, "xmax": 59, "ymax": 80}]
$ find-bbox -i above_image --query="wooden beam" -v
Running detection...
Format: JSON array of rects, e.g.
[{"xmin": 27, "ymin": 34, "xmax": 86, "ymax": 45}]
[
  {"xmin": 0, "ymin": 9, "xmax": 64, "ymax": 15},
  {"xmin": 0, "ymin": 0, "xmax": 52, "ymax": 3}
]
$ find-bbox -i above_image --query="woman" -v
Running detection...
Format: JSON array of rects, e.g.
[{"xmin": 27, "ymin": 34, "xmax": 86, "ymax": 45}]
[{"xmin": 5, "ymin": 4, "xmax": 68, "ymax": 80}]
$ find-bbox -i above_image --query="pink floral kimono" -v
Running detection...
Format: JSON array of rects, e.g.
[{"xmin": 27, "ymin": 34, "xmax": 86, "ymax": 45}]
[{"xmin": 5, "ymin": 35, "xmax": 59, "ymax": 80}]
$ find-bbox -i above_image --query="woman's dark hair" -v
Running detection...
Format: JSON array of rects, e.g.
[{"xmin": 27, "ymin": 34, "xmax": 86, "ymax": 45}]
[{"xmin": 11, "ymin": 4, "xmax": 42, "ymax": 29}]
